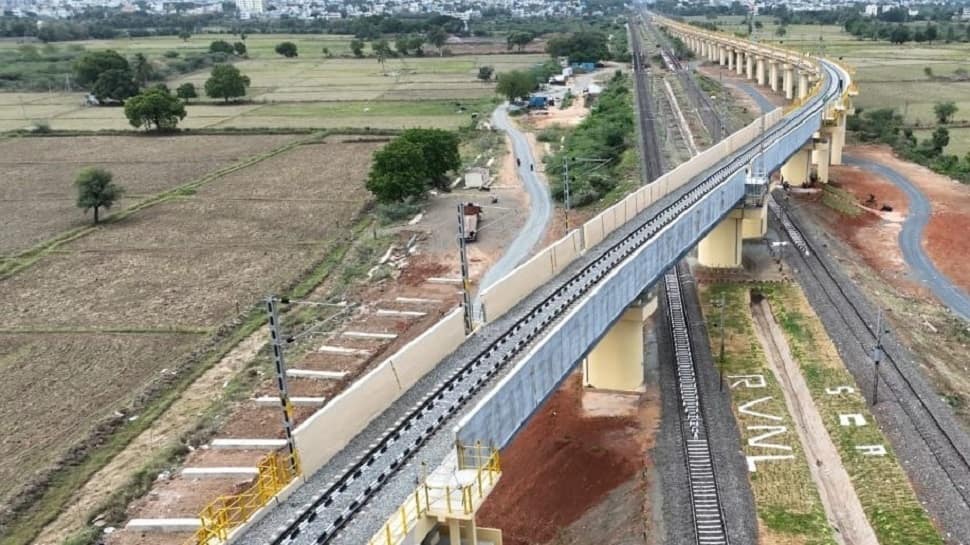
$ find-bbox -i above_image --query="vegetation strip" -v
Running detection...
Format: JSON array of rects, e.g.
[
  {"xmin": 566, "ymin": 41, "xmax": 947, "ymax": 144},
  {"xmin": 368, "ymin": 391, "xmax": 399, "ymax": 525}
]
[
  {"xmin": 760, "ymin": 283, "xmax": 943, "ymax": 545},
  {"xmin": 699, "ymin": 283, "xmax": 835, "ymax": 544}
]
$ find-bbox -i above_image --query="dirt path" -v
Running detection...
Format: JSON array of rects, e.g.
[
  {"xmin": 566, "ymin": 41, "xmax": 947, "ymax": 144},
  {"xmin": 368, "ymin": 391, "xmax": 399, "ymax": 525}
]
[
  {"xmin": 750, "ymin": 298, "xmax": 878, "ymax": 545},
  {"xmin": 33, "ymin": 327, "xmax": 268, "ymax": 545}
]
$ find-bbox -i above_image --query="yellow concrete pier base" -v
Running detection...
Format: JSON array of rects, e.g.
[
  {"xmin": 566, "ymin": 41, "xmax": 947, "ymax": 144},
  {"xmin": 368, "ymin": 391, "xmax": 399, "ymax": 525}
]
[
  {"xmin": 583, "ymin": 297, "xmax": 656, "ymax": 391},
  {"xmin": 812, "ymin": 136, "xmax": 830, "ymax": 184},
  {"xmin": 781, "ymin": 147, "xmax": 812, "ymax": 186},
  {"xmin": 783, "ymin": 66, "xmax": 794, "ymax": 100},
  {"xmin": 741, "ymin": 202, "xmax": 768, "ymax": 239},
  {"xmin": 828, "ymin": 116, "xmax": 846, "ymax": 165},
  {"xmin": 769, "ymin": 61, "xmax": 779, "ymax": 92},
  {"xmin": 698, "ymin": 209, "xmax": 744, "ymax": 268}
]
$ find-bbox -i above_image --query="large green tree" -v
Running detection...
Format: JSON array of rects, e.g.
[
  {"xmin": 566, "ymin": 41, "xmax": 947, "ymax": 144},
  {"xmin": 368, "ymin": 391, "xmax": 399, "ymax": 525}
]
[
  {"xmin": 176, "ymin": 82, "xmax": 197, "ymax": 103},
  {"xmin": 92, "ymin": 68, "xmax": 139, "ymax": 102},
  {"xmin": 74, "ymin": 50, "xmax": 129, "ymax": 87},
  {"xmin": 204, "ymin": 64, "xmax": 251, "ymax": 102},
  {"xmin": 75, "ymin": 167, "xmax": 124, "ymax": 224},
  {"xmin": 125, "ymin": 87, "xmax": 187, "ymax": 131},
  {"xmin": 427, "ymin": 27, "xmax": 448, "ymax": 56},
  {"xmin": 132, "ymin": 53, "xmax": 152, "ymax": 86},
  {"xmin": 546, "ymin": 31, "xmax": 610, "ymax": 63},
  {"xmin": 506, "ymin": 31, "xmax": 534, "ymax": 52},
  {"xmin": 400, "ymin": 128, "xmax": 461, "ymax": 190},
  {"xmin": 366, "ymin": 139, "xmax": 429, "ymax": 202},
  {"xmin": 350, "ymin": 38, "xmax": 365, "ymax": 57},
  {"xmin": 210, "ymin": 40, "xmax": 235, "ymax": 54},
  {"xmin": 275, "ymin": 41, "xmax": 298, "ymax": 57},
  {"xmin": 496, "ymin": 70, "xmax": 535, "ymax": 102},
  {"xmin": 372, "ymin": 39, "xmax": 392, "ymax": 74}
]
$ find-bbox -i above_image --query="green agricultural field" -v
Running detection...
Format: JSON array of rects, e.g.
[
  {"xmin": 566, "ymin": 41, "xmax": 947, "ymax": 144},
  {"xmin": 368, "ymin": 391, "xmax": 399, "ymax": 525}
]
[
  {"xmin": 0, "ymin": 49, "xmax": 544, "ymax": 131},
  {"xmin": 913, "ymin": 127, "xmax": 970, "ymax": 156}
]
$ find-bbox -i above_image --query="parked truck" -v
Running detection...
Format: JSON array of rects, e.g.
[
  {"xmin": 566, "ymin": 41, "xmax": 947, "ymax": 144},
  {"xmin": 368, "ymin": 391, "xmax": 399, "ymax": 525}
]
[{"xmin": 462, "ymin": 203, "xmax": 483, "ymax": 242}]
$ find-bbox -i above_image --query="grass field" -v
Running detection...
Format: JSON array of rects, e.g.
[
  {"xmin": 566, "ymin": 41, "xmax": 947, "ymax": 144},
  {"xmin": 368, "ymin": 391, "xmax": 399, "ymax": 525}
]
[
  {"xmin": 0, "ymin": 53, "xmax": 543, "ymax": 131},
  {"xmin": 913, "ymin": 126, "xmax": 970, "ymax": 156},
  {"xmin": 762, "ymin": 284, "xmax": 943, "ymax": 545},
  {"xmin": 0, "ymin": 135, "xmax": 381, "ymax": 516}
]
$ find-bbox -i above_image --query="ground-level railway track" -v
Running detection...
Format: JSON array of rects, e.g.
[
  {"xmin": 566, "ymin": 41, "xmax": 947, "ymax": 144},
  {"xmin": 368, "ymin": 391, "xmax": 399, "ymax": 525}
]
[
  {"xmin": 664, "ymin": 266, "xmax": 730, "ymax": 545},
  {"xmin": 630, "ymin": 15, "xmax": 666, "ymax": 181},
  {"xmin": 769, "ymin": 196, "xmax": 970, "ymax": 511},
  {"xmin": 263, "ymin": 53, "xmax": 846, "ymax": 545}
]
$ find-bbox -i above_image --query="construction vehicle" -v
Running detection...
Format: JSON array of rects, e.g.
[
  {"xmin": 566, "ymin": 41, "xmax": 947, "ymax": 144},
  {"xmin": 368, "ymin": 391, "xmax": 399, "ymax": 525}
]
[{"xmin": 462, "ymin": 203, "xmax": 482, "ymax": 242}]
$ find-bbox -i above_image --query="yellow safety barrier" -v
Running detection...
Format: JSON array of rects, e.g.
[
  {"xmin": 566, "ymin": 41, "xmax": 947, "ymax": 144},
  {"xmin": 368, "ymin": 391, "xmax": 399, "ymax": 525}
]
[
  {"xmin": 367, "ymin": 444, "xmax": 502, "ymax": 545},
  {"xmin": 184, "ymin": 450, "xmax": 301, "ymax": 545}
]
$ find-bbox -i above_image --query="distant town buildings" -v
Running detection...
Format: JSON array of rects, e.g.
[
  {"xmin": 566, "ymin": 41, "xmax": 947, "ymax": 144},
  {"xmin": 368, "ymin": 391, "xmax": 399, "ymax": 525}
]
[{"xmin": 235, "ymin": 0, "xmax": 264, "ymax": 19}]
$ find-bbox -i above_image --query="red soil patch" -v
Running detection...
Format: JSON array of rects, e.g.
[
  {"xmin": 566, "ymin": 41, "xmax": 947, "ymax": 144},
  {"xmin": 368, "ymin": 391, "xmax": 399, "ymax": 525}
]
[
  {"xmin": 831, "ymin": 164, "xmax": 909, "ymax": 216},
  {"xmin": 476, "ymin": 374, "xmax": 650, "ymax": 545},
  {"xmin": 848, "ymin": 145, "xmax": 970, "ymax": 294}
]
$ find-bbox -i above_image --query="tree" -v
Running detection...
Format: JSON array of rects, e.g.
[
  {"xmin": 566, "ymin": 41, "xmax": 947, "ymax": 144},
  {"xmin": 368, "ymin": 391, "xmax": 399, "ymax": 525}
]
[
  {"xmin": 366, "ymin": 139, "xmax": 429, "ymax": 202},
  {"xmin": 931, "ymin": 127, "xmax": 950, "ymax": 153},
  {"xmin": 75, "ymin": 167, "xmax": 124, "ymax": 225},
  {"xmin": 754, "ymin": 20, "xmax": 764, "ymax": 29},
  {"xmin": 92, "ymin": 69, "xmax": 139, "ymax": 102},
  {"xmin": 496, "ymin": 70, "xmax": 535, "ymax": 102},
  {"xmin": 209, "ymin": 40, "xmax": 235, "ymax": 54},
  {"xmin": 925, "ymin": 66, "xmax": 934, "ymax": 78},
  {"xmin": 350, "ymin": 39, "xmax": 365, "ymax": 57},
  {"xmin": 427, "ymin": 27, "xmax": 448, "ymax": 56},
  {"xmin": 775, "ymin": 25, "xmax": 787, "ymax": 37},
  {"xmin": 477, "ymin": 65, "xmax": 494, "ymax": 82},
  {"xmin": 934, "ymin": 101, "xmax": 958, "ymax": 124},
  {"xmin": 372, "ymin": 40, "xmax": 392, "ymax": 74},
  {"xmin": 176, "ymin": 82, "xmax": 197, "ymax": 103},
  {"xmin": 395, "ymin": 35, "xmax": 412, "ymax": 55},
  {"xmin": 889, "ymin": 25, "xmax": 911, "ymax": 44},
  {"xmin": 74, "ymin": 50, "xmax": 129, "ymax": 87},
  {"xmin": 322, "ymin": 47, "xmax": 331, "ymax": 57},
  {"xmin": 399, "ymin": 128, "xmax": 461, "ymax": 190},
  {"xmin": 925, "ymin": 25, "xmax": 938, "ymax": 44},
  {"xmin": 546, "ymin": 31, "xmax": 610, "ymax": 63},
  {"xmin": 179, "ymin": 31, "xmax": 191, "ymax": 42},
  {"xmin": 945, "ymin": 25, "xmax": 957, "ymax": 43},
  {"xmin": 275, "ymin": 41, "xmax": 298, "ymax": 57},
  {"xmin": 204, "ymin": 64, "xmax": 251, "ymax": 102},
  {"xmin": 132, "ymin": 53, "xmax": 152, "ymax": 86},
  {"xmin": 506, "ymin": 31, "xmax": 534, "ymax": 52},
  {"xmin": 124, "ymin": 87, "xmax": 187, "ymax": 131},
  {"xmin": 234, "ymin": 41, "xmax": 247, "ymax": 56}
]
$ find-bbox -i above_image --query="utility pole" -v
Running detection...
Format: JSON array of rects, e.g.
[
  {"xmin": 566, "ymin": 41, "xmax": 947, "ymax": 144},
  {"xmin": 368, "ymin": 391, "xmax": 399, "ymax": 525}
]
[
  {"xmin": 456, "ymin": 203, "xmax": 473, "ymax": 333},
  {"xmin": 562, "ymin": 156, "xmax": 571, "ymax": 231},
  {"xmin": 265, "ymin": 296, "xmax": 300, "ymax": 475},
  {"xmin": 718, "ymin": 293, "xmax": 725, "ymax": 392},
  {"xmin": 871, "ymin": 308, "xmax": 885, "ymax": 405}
]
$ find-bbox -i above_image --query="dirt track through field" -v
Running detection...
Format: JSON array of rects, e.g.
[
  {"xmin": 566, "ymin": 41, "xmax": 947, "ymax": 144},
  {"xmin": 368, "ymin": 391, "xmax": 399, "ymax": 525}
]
[{"xmin": 750, "ymin": 297, "xmax": 877, "ymax": 545}]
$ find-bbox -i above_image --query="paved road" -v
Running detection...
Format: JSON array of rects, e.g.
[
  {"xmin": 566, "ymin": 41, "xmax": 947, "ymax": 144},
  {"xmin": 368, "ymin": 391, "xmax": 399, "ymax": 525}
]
[
  {"xmin": 475, "ymin": 104, "xmax": 553, "ymax": 315},
  {"xmin": 844, "ymin": 156, "xmax": 970, "ymax": 320},
  {"xmin": 729, "ymin": 78, "xmax": 970, "ymax": 320}
]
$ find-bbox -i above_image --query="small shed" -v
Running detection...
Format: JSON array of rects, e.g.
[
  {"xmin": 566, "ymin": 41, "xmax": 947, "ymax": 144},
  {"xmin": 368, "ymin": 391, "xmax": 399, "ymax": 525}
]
[{"xmin": 464, "ymin": 167, "xmax": 490, "ymax": 189}]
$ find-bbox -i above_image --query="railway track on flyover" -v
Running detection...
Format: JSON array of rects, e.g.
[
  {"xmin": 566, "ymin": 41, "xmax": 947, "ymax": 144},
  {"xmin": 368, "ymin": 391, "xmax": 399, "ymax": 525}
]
[
  {"xmin": 769, "ymin": 195, "xmax": 970, "ymax": 512},
  {"xmin": 664, "ymin": 265, "xmax": 730, "ymax": 545},
  {"xmin": 261, "ymin": 51, "xmax": 846, "ymax": 545}
]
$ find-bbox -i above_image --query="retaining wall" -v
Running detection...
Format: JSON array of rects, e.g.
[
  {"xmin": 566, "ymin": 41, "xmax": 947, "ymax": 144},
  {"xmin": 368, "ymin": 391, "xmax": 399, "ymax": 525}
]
[{"xmin": 294, "ymin": 308, "xmax": 466, "ymax": 474}]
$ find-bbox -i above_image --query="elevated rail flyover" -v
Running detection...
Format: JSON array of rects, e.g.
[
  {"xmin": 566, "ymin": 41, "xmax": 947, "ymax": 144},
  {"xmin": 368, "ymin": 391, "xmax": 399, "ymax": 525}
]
[{"xmin": 231, "ymin": 14, "xmax": 854, "ymax": 545}]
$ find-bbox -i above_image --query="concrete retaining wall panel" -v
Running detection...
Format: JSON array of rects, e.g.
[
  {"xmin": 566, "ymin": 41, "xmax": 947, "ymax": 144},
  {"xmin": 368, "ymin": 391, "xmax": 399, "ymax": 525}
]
[
  {"xmin": 481, "ymin": 247, "xmax": 555, "ymax": 322},
  {"xmin": 294, "ymin": 309, "xmax": 466, "ymax": 474},
  {"xmin": 550, "ymin": 230, "xmax": 582, "ymax": 272},
  {"xmin": 583, "ymin": 214, "xmax": 606, "ymax": 249}
]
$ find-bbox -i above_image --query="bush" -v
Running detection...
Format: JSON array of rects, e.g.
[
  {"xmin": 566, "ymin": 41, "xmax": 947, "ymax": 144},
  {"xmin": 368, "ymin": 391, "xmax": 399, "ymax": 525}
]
[
  {"xmin": 376, "ymin": 199, "xmax": 423, "ymax": 225},
  {"xmin": 31, "ymin": 119, "xmax": 52, "ymax": 133},
  {"xmin": 163, "ymin": 50, "xmax": 180, "ymax": 58}
]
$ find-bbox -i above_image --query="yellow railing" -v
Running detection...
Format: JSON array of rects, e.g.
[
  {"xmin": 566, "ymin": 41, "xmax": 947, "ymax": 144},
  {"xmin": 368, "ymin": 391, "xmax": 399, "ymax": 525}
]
[
  {"xmin": 184, "ymin": 450, "xmax": 301, "ymax": 545},
  {"xmin": 367, "ymin": 444, "xmax": 502, "ymax": 545}
]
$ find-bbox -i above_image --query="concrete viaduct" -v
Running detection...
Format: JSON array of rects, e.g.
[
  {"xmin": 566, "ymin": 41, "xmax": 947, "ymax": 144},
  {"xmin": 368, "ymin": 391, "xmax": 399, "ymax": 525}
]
[{"xmin": 228, "ymin": 14, "xmax": 856, "ymax": 545}]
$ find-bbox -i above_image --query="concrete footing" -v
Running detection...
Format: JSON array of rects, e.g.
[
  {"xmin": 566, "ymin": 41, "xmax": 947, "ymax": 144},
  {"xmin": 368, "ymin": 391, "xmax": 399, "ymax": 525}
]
[
  {"xmin": 376, "ymin": 309, "xmax": 426, "ymax": 317},
  {"xmin": 286, "ymin": 369, "xmax": 348, "ymax": 380},
  {"xmin": 181, "ymin": 467, "xmax": 259, "ymax": 479},
  {"xmin": 395, "ymin": 297, "xmax": 442, "ymax": 305},
  {"xmin": 210, "ymin": 438, "xmax": 287, "ymax": 449},
  {"xmin": 318, "ymin": 345, "xmax": 370, "ymax": 357},
  {"xmin": 125, "ymin": 519, "xmax": 202, "ymax": 533},
  {"xmin": 342, "ymin": 331, "xmax": 397, "ymax": 340},
  {"xmin": 253, "ymin": 396, "xmax": 326, "ymax": 407}
]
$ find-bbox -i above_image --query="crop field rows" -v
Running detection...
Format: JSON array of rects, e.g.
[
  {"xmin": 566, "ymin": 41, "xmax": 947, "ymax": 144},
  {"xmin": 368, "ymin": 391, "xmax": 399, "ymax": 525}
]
[
  {"xmin": 0, "ymin": 53, "xmax": 545, "ymax": 132},
  {"xmin": 0, "ymin": 134, "xmax": 382, "ymax": 515}
]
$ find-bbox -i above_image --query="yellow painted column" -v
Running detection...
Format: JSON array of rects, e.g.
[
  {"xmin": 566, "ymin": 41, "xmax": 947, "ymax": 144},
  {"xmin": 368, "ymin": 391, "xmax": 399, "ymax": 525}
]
[
  {"xmin": 781, "ymin": 147, "xmax": 812, "ymax": 186},
  {"xmin": 746, "ymin": 53, "xmax": 754, "ymax": 80},
  {"xmin": 812, "ymin": 138, "xmax": 830, "ymax": 184},
  {"xmin": 756, "ymin": 56, "xmax": 766, "ymax": 86},
  {"xmin": 798, "ymin": 71, "xmax": 809, "ymax": 99},
  {"xmin": 719, "ymin": 45, "xmax": 727, "ymax": 66},
  {"xmin": 697, "ymin": 211, "xmax": 744, "ymax": 268},
  {"xmin": 736, "ymin": 51, "xmax": 744, "ymax": 75},
  {"xmin": 829, "ymin": 115, "xmax": 846, "ymax": 165},
  {"xmin": 583, "ymin": 299, "xmax": 656, "ymax": 391},
  {"xmin": 449, "ymin": 519, "xmax": 461, "ymax": 545},
  {"xmin": 741, "ymin": 202, "xmax": 769, "ymax": 239},
  {"xmin": 727, "ymin": 48, "xmax": 734, "ymax": 71},
  {"xmin": 783, "ymin": 65, "xmax": 794, "ymax": 100},
  {"xmin": 769, "ymin": 61, "xmax": 779, "ymax": 93},
  {"xmin": 469, "ymin": 518, "xmax": 478, "ymax": 545}
]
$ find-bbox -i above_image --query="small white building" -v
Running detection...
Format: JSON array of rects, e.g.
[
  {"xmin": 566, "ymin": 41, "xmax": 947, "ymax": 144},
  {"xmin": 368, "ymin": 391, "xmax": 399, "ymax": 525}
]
[{"xmin": 864, "ymin": 4, "xmax": 879, "ymax": 17}]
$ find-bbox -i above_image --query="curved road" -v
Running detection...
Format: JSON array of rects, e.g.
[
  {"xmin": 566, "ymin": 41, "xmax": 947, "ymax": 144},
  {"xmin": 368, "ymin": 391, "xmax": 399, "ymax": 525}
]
[
  {"xmin": 844, "ymin": 156, "xmax": 970, "ymax": 320},
  {"xmin": 475, "ymin": 104, "xmax": 553, "ymax": 314},
  {"xmin": 731, "ymin": 78, "xmax": 970, "ymax": 320}
]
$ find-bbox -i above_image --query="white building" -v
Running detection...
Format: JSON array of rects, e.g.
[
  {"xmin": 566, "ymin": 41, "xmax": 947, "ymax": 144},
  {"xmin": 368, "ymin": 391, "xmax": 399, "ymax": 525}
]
[
  {"xmin": 235, "ymin": 0, "xmax": 264, "ymax": 15},
  {"xmin": 864, "ymin": 3, "xmax": 879, "ymax": 16}
]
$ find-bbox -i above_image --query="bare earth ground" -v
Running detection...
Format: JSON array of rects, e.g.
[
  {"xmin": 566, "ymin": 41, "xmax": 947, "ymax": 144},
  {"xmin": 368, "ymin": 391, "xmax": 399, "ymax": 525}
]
[
  {"xmin": 477, "ymin": 374, "xmax": 659, "ymax": 545},
  {"xmin": 0, "ymin": 138, "xmax": 379, "ymax": 517},
  {"xmin": 795, "ymin": 144, "xmax": 970, "ymax": 432},
  {"xmin": 0, "ymin": 135, "xmax": 298, "ymax": 255},
  {"xmin": 61, "ymin": 131, "xmax": 534, "ymax": 545}
]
